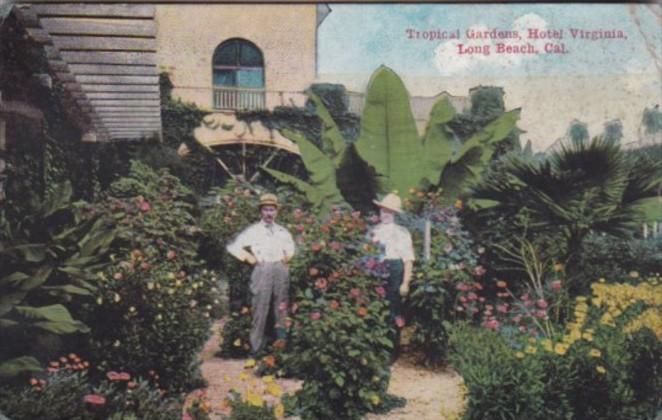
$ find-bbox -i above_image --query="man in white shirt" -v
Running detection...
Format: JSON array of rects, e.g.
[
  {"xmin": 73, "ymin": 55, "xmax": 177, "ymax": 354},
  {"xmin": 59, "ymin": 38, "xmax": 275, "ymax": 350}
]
[
  {"xmin": 370, "ymin": 193, "xmax": 415, "ymax": 360},
  {"xmin": 226, "ymin": 193, "xmax": 295, "ymax": 355}
]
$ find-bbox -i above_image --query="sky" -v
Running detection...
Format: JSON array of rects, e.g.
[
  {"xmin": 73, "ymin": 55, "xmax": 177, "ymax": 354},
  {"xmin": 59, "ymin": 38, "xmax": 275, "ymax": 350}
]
[{"xmin": 317, "ymin": 4, "xmax": 661, "ymax": 149}]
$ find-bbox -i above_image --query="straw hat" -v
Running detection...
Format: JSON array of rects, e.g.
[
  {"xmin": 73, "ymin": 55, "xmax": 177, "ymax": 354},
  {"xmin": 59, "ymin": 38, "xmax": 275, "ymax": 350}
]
[
  {"xmin": 259, "ymin": 193, "xmax": 279, "ymax": 209},
  {"xmin": 373, "ymin": 193, "xmax": 403, "ymax": 213}
]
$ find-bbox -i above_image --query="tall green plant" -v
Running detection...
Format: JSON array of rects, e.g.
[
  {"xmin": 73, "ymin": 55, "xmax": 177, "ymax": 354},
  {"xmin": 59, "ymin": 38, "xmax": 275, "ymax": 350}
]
[
  {"xmin": 265, "ymin": 93, "xmax": 347, "ymax": 214},
  {"xmin": 354, "ymin": 66, "xmax": 521, "ymax": 202},
  {"xmin": 0, "ymin": 183, "xmax": 116, "ymax": 380}
]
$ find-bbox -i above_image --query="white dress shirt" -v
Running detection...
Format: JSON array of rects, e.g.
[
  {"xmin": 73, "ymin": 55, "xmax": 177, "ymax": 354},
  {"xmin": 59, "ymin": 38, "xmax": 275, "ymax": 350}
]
[
  {"xmin": 371, "ymin": 222, "xmax": 415, "ymax": 262},
  {"xmin": 226, "ymin": 221, "xmax": 295, "ymax": 263}
]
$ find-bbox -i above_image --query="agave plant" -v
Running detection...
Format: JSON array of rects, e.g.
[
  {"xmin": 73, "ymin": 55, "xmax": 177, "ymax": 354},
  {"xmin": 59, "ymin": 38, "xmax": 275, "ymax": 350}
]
[{"xmin": 0, "ymin": 182, "xmax": 117, "ymax": 380}]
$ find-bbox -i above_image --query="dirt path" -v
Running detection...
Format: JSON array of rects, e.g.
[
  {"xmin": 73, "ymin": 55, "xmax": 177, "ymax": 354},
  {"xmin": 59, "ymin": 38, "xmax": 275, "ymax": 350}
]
[{"xmin": 190, "ymin": 320, "xmax": 465, "ymax": 419}]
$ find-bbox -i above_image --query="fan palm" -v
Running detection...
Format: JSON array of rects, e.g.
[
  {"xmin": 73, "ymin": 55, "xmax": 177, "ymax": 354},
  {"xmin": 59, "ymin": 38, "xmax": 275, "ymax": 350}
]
[{"xmin": 471, "ymin": 136, "xmax": 662, "ymax": 274}]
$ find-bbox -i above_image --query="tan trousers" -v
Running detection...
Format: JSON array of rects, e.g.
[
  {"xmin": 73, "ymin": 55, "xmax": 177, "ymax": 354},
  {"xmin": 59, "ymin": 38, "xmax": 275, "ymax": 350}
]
[{"xmin": 249, "ymin": 261, "xmax": 289, "ymax": 353}]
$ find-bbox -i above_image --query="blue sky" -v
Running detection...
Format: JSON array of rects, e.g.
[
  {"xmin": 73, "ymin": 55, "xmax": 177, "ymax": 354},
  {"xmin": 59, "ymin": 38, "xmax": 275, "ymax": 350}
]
[{"xmin": 319, "ymin": 4, "xmax": 661, "ymax": 78}]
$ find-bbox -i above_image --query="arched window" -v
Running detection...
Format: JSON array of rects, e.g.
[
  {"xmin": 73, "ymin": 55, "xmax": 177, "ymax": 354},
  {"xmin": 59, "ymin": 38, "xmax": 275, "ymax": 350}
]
[{"xmin": 212, "ymin": 39, "xmax": 265, "ymax": 110}]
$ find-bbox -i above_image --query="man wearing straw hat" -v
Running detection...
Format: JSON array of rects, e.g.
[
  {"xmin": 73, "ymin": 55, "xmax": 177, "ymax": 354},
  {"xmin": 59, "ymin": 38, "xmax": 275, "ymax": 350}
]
[
  {"xmin": 226, "ymin": 193, "xmax": 295, "ymax": 355},
  {"xmin": 370, "ymin": 192, "xmax": 415, "ymax": 360}
]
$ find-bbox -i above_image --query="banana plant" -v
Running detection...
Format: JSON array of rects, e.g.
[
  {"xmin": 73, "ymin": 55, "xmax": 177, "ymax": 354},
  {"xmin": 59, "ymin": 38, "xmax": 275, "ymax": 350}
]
[
  {"xmin": 0, "ymin": 182, "xmax": 117, "ymax": 379},
  {"xmin": 264, "ymin": 93, "xmax": 347, "ymax": 214},
  {"xmin": 355, "ymin": 65, "xmax": 521, "ymax": 202}
]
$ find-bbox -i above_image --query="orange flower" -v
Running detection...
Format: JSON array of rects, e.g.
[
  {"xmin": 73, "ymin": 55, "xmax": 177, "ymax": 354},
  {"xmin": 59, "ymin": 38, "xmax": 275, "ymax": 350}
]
[
  {"xmin": 357, "ymin": 307, "xmax": 368, "ymax": 317},
  {"xmin": 263, "ymin": 355, "xmax": 277, "ymax": 368}
]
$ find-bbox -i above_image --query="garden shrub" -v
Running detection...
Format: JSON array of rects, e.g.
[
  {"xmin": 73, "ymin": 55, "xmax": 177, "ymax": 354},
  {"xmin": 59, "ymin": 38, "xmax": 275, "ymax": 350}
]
[
  {"xmin": 82, "ymin": 162, "xmax": 222, "ymax": 392},
  {"xmin": 0, "ymin": 354, "xmax": 183, "ymax": 420},
  {"xmin": 448, "ymin": 277, "xmax": 662, "ymax": 420},
  {"xmin": 399, "ymin": 190, "xmax": 481, "ymax": 365}
]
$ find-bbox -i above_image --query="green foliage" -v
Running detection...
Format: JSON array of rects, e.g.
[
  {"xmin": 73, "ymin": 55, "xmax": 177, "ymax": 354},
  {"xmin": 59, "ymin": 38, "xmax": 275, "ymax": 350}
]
[
  {"xmin": 448, "ymin": 278, "xmax": 661, "ymax": 420},
  {"xmin": 218, "ymin": 310, "xmax": 252, "ymax": 358},
  {"xmin": 223, "ymin": 390, "xmax": 277, "ymax": 420},
  {"xmin": 83, "ymin": 162, "xmax": 222, "ymax": 392},
  {"xmin": 0, "ymin": 365, "xmax": 182, "ymax": 420},
  {"xmin": 641, "ymin": 105, "xmax": 662, "ymax": 136},
  {"xmin": 398, "ymin": 193, "xmax": 480, "ymax": 365},
  {"xmin": 355, "ymin": 66, "xmax": 424, "ymax": 197},
  {"xmin": 0, "ymin": 182, "xmax": 116, "ymax": 381},
  {"xmin": 469, "ymin": 137, "xmax": 662, "ymax": 293},
  {"xmin": 354, "ymin": 67, "xmax": 521, "ymax": 203},
  {"xmin": 567, "ymin": 120, "xmax": 589, "ymax": 142}
]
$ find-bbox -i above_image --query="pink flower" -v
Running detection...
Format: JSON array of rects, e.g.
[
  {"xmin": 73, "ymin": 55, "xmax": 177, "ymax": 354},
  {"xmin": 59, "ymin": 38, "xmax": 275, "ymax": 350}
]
[
  {"xmin": 83, "ymin": 394, "xmax": 106, "ymax": 406},
  {"xmin": 467, "ymin": 292, "xmax": 478, "ymax": 301},
  {"xmin": 524, "ymin": 300, "xmax": 534, "ymax": 308},
  {"xmin": 395, "ymin": 316, "xmax": 405, "ymax": 328},
  {"xmin": 473, "ymin": 265, "xmax": 487, "ymax": 276},
  {"xmin": 349, "ymin": 288, "xmax": 361, "ymax": 299},
  {"xmin": 294, "ymin": 209, "xmax": 303, "ymax": 219},
  {"xmin": 375, "ymin": 286, "xmax": 386, "ymax": 298},
  {"xmin": 310, "ymin": 311, "xmax": 321, "ymax": 321},
  {"xmin": 315, "ymin": 278, "xmax": 328, "ymax": 290},
  {"xmin": 485, "ymin": 319, "xmax": 500, "ymax": 330},
  {"xmin": 456, "ymin": 306, "xmax": 465, "ymax": 312},
  {"xmin": 551, "ymin": 280, "xmax": 563, "ymax": 291},
  {"xmin": 296, "ymin": 225, "xmax": 305, "ymax": 233},
  {"xmin": 182, "ymin": 413, "xmax": 193, "ymax": 420},
  {"xmin": 536, "ymin": 299, "xmax": 548, "ymax": 309},
  {"xmin": 279, "ymin": 302, "xmax": 288, "ymax": 312},
  {"xmin": 535, "ymin": 310, "xmax": 547, "ymax": 319},
  {"xmin": 512, "ymin": 315, "xmax": 522, "ymax": 324},
  {"xmin": 330, "ymin": 241, "xmax": 343, "ymax": 251},
  {"xmin": 456, "ymin": 283, "xmax": 470, "ymax": 292},
  {"xmin": 459, "ymin": 296, "xmax": 467, "ymax": 303},
  {"xmin": 497, "ymin": 304, "xmax": 509, "ymax": 314},
  {"xmin": 369, "ymin": 215, "xmax": 380, "ymax": 224},
  {"xmin": 521, "ymin": 293, "xmax": 530, "ymax": 301},
  {"xmin": 139, "ymin": 201, "xmax": 151, "ymax": 213},
  {"xmin": 351, "ymin": 211, "xmax": 361, "ymax": 219}
]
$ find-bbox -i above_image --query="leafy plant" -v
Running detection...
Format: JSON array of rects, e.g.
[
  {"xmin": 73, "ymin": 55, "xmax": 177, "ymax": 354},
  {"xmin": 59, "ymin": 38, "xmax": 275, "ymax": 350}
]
[{"xmin": 0, "ymin": 182, "xmax": 116, "ymax": 381}]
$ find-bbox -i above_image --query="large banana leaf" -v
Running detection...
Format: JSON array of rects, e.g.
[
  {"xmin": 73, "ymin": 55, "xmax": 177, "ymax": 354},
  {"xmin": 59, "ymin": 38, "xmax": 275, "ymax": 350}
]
[
  {"xmin": 355, "ymin": 66, "xmax": 422, "ymax": 197},
  {"xmin": 14, "ymin": 304, "xmax": 90, "ymax": 334},
  {"xmin": 307, "ymin": 93, "xmax": 347, "ymax": 165},
  {"xmin": 264, "ymin": 168, "xmax": 340, "ymax": 215},
  {"xmin": 440, "ymin": 109, "xmax": 521, "ymax": 201},
  {"xmin": 421, "ymin": 97, "xmax": 457, "ymax": 185}
]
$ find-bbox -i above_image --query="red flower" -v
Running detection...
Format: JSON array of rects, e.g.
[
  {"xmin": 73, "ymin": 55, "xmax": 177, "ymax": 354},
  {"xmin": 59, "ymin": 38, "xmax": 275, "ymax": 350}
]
[
  {"xmin": 263, "ymin": 355, "xmax": 277, "ymax": 368},
  {"xmin": 473, "ymin": 265, "xmax": 486, "ymax": 276},
  {"xmin": 310, "ymin": 311, "xmax": 321, "ymax": 321},
  {"xmin": 357, "ymin": 307, "xmax": 368, "ymax": 317},
  {"xmin": 375, "ymin": 286, "xmax": 386, "ymax": 298},
  {"xmin": 456, "ymin": 283, "xmax": 470, "ymax": 292},
  {"xmin": 83, "ymin": 394, "xmax": 106, "ymax": 406},
  {"xmin": 127, "ymin": 381, "xmax": 137, "ymax": 389},
  {"xmin": 311, "ymin": 243, "xmax": 322, "ymax": 252},
  {"xmin": 117, "ymin": 372, "xmax": 131, "ymax": 381}
]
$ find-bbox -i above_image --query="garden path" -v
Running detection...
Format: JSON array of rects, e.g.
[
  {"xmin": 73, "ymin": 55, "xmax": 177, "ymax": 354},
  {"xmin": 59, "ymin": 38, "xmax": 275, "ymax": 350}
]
[{"xmin": 190, "ymin": 320, "xmax": 465, "ymax": 419}]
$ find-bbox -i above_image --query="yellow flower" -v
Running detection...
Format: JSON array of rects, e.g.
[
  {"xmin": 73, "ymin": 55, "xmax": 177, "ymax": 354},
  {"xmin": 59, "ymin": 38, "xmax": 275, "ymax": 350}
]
[
  {"xmin": 454, "ymin": 199, "xmax": 463, "ymax": 210},
  {"xmin": 596, "ymin": 365, "xmax": 606, "ymax": 374},
  {"xmin": 239, "ymin": 372, "xmax": 249, "ymax": 381},
  {"xmin": 541, "ymin": 339, "xmax": 553, "ymax": 352},
  {"xmin": 598, "ymin": 277, "xmax": 606, "ymax": 283},
  {"xmin": 244, "ymin": 359, "xmax": 256, "ymax": 369},
  {"xmin": 233, "ymin": 338, "xmax": 241, "ymax": 347},
  {"xmin": 515, "ymin": 351, "xmax": 525, "ymax": 359},
  {"xmin": 244, "ymin": 390, "xmax": 263, "ymax": 407},
  {"xmin": 96, "ymin": 297, "xmax": 103, "ymax": 305},
  {"xmin": 524, "ymin": 346, "xmax": 537, "ymax": 354},
  {"xmin": 274, "ymin": 403, "xmax": 285, "ymax": 418},
  {"xmin": 113, "ymin": 293, "xmax": 121, "ymax": 303},
  {"xmin": 553, "ymin": 263, "xmax": 564, "ymax": 273},
  {"xmin": 262, "ymin": 375, "xmax": 274, "ymax": 384},
  {"xmin": 582, "ymin": 332, "xmax": 594, "ymax": 342},
  {"xmin": 629, "ymin": 271, "xmax": 639, "ymax": 279},
  {"xmin": 266, "ymin": 382, "xmax": 282, "ymax": 397},
  {"xmin": 589, "ymin": 349, "xmax": 601, "ymax": 358},
  {"xmin": 554, "ymin": 343, "xmax": 568, "ymax": 356},
  {"xmin": 370, "ymin": 394, "xmax": 381, "ymax": 405}
]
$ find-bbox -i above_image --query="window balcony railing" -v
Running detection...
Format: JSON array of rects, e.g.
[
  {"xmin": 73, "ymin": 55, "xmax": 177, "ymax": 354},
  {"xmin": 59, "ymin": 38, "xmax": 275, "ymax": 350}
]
[{"xmin": 213, "ymin": 86, "xmax": 266, "ymax": 111}]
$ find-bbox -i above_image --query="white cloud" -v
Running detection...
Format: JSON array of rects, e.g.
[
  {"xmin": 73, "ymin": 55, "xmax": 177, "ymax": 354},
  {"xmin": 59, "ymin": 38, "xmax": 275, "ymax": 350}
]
[{"xmin": 434, "ymin": 13, "xmax": 549, "ymax": 75}]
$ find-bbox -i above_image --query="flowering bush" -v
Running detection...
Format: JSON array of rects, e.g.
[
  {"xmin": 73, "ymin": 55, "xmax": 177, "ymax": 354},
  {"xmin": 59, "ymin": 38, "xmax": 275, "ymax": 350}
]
[
  {"xmin": 0, "ymin": 354, "xmax": 182, "ymax": 420},
  {"xmin": 448, "ymin": 276, "xmax": 662, "ymax": 419},
  {"xmin": 82, "ymin": 162, "xmax": 222, "ymax": 392},
  {"xmin": 218, "ymin": 307, "xmax": 252, "ymax": 358},
  {"xmin": 400, "ymin": 192, "xmax": 482, "ymax": 364}
]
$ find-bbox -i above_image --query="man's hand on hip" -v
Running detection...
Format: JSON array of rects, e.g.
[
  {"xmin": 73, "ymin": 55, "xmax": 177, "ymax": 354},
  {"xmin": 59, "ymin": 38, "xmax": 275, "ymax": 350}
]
[{"xmin": 244, "ymin": 254, "xmax": 258, "ymax": 265}]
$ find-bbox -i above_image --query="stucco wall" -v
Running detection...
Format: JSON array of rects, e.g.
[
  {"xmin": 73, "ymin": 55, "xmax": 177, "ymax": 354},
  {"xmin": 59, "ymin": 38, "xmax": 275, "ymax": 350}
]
[{"xmin": 155, "ymin": 5, "xmax": 317, "ymax": 110}]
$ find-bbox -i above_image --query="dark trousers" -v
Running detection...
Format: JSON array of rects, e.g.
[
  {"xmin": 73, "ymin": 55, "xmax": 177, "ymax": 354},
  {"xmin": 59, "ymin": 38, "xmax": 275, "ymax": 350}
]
[{"xmin": 385, "ymin": 259, "xmax": 404, "ymax": 356}]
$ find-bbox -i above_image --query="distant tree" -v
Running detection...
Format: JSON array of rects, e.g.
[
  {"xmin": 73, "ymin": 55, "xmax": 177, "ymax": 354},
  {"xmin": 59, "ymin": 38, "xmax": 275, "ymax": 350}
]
[
  {"xmin": 567, "ymin": 119, "xmax": 589, "ymax": 143},
  {"xmin": 603, "ymin": 119, "xmax": 623, "ymax": 144},
  {"xmin": 641, "ymin": 105, "xmax": 662, "ymax": 136}
]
